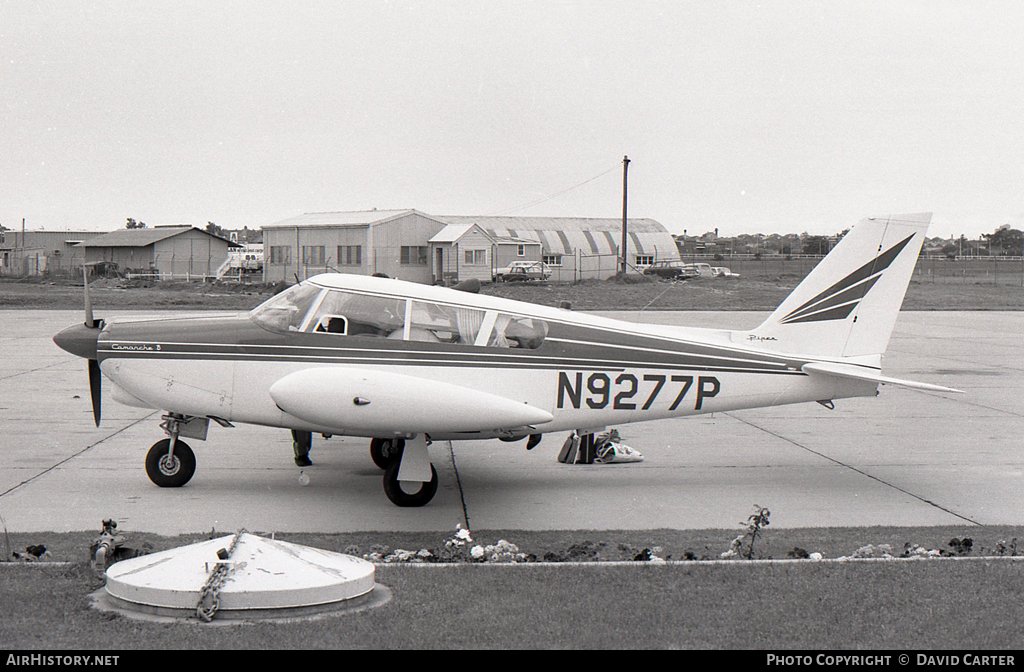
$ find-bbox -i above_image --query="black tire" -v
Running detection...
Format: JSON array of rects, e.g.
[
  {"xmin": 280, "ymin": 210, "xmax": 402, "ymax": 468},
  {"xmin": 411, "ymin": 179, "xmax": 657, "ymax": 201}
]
[
  {"xmin": 382, "ymin": 460, "xmax": 438, "ymax": 507},
  {"xmin": 370, "ymin": 438, "xmax": 405, "ymax": 469},
  {"xmin": 145, "ymin": 438, "xmax": 196, "ymax": 488}
]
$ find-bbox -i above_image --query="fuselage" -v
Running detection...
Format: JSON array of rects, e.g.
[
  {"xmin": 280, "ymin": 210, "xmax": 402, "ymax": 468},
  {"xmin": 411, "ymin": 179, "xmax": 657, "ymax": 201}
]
[{"xmin": 89, "ymin": 274, "xmax": 877, "ymax": 441}]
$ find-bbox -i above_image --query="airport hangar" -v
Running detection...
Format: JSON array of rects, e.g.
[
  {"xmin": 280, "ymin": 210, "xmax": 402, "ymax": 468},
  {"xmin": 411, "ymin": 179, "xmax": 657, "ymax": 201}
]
[
  {"xmin": 0, "ymin": 226, "xmax": 240, "ymax": 279},
  {"xmin": 260, "ymin": 209, "xmax": 681, "ymax": 285},
  {"xmin": 78, "ymin": 226, "xmax": 240, "ymax": 279},
  {"xmin": 0, "ymin": 229, "xmax": 105, "ymax": 277}
]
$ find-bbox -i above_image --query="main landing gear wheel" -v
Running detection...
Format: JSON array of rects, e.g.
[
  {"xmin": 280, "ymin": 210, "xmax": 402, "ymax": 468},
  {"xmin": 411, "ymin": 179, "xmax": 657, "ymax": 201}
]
[
  {"xmin": 145, "ymin": 438, "xmax": 196, "ymax": 488},
  {"xmin": 382, "ymin": 461, "xmax": 438, "ymax": 507},
  {"xmin": 370, "ymin": 438, "xmax": 405, "ymax": 469}
]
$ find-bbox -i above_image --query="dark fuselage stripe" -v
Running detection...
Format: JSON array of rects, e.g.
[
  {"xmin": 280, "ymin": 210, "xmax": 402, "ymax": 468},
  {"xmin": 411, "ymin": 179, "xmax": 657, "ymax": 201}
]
[
  {"xmin": 101, "ymin": 330, "xmax": 793, "ymax": 369},
  {"xmin": 98, "ymin": 345, "xmax": 802, "ymax": 375}
]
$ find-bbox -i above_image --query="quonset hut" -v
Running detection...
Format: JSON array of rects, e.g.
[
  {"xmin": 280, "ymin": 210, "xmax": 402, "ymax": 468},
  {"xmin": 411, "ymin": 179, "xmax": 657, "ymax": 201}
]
[
  {"xmin": 261, "ymin": 210, "xmax": 679, "ymax": 284},
  {"xmin": 435, "ymin": 215, "xmax": 680, "ymax": 282}
]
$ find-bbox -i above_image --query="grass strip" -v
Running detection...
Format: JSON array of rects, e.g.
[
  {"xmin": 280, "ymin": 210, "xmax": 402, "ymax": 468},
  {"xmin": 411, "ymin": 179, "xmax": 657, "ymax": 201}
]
[{"xmin": 2, "ymin": 525, "xmax": 1023, "ymax": 649}]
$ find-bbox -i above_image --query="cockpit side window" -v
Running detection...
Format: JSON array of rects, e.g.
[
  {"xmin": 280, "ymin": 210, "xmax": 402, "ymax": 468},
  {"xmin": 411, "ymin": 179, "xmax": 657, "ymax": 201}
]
[
  {"xmin": 249, "ymin": 283, "xmax": 323, "ymax": 332},
  {"xmin": 305, "ymin": 290, "xmax": 406, "ymax": 338}
]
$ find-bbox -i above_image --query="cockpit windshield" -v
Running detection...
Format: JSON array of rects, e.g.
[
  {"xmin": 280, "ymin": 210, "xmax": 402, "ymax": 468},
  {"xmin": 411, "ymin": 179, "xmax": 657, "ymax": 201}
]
[{"xmin": 249, "ymin": 283, "xmax": 322, "ymax": 332}]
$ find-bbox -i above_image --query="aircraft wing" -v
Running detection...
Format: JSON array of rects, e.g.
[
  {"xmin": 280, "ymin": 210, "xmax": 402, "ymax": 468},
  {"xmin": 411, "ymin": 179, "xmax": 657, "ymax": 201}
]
[
  {"xmin": 269, "ymin": 367, "xmax": 553, "ymax": 435},
  {"xmin": 801, "ymin": 361, "xmax": 963, "ymax": 394}
]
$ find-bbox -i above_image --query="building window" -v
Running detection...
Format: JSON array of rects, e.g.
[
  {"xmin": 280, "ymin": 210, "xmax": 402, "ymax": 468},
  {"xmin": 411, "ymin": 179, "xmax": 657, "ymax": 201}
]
[
  {"xmin": 635, "ymin": 255, "xmax": 654, "ymax": 266},
  {"xmin": 338, "ymin": 245, "xmax": 362, "ymax": 266},
  {"xmin": 302, "ymin": 246, "xmax": 326, "ymax": 266},
  {"xmin": 269, "ymin": 246, "xmax": 291, "ymax": 264},
  {"xmin": 517, "ymin": 244, "xmax": 526, "ymax": 256},
  {"xmin": 464, "ymin": 249, "xmax": 487, "ymax": 265},
  {"xmin": 401, "ymin": 246, "xmax": 428, "ymax": 265},
  {"xmin": 542, "ymin": 255, "xmax": 562, "ymax": 266}
]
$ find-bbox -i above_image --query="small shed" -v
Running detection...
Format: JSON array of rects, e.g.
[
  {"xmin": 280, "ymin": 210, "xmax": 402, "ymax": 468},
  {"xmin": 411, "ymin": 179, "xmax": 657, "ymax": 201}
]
[
  {"xmin": 429, "ymin": 223, "xmax": 526, "ymax": 284},
  {"xmin": 79, "ymin": 226, "xmax": 239, "ymax": 279}
]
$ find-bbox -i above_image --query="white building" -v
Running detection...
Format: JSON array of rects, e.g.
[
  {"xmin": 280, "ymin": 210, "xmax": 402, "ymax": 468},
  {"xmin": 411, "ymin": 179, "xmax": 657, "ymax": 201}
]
[{"xmin": 261, "ymin": 210, "xmax": 679, "ymax": 284}]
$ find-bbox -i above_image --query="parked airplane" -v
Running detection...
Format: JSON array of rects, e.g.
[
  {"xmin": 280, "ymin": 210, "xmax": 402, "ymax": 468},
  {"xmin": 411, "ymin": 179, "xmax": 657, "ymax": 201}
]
[{"xmin": 54, "ymin": 213, "xmax": 959, "ymax": 506}]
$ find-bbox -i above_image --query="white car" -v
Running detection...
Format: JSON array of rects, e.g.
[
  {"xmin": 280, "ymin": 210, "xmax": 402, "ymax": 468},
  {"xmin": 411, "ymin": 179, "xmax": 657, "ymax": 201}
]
[
  {"xmin": 711, "ymin": 266, "xmax": 739, "ymax": 278},
  {"xmin": 493, "ymin": 261, "xmax": 550, "ymax": 282}
]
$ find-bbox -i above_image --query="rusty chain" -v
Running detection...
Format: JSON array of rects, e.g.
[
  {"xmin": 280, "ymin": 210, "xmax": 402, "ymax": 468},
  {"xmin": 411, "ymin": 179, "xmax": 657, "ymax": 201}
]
[{"xmin": 196, "ymin": 528, "xmax": 247, "ymax": 622}]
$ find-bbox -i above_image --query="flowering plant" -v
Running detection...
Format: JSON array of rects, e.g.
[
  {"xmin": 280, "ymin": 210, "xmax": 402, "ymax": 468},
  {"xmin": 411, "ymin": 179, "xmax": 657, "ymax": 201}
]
[
  {"xmin": 358, "ymin": 524, "xmax": 535, "ymax": 563},
  {"xmin": 437, "ymin": 523, "xmax": 474, "ymax": 562},
  {"xmin": 720, "ymin": 504, "xmax": 771, "ymax": 559},
  {"xmin": 469, "ymin": 539, "xmax": 528, "ymax": 563}
]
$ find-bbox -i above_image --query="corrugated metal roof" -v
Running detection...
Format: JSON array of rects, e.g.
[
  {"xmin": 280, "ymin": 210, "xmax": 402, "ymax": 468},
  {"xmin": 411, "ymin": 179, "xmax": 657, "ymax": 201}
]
[
  {"xmin": 78, "ymin": 227, "xmax": 195, "ymax": 248},
  {"xmin": 436, "ymin": 215, "xmax": 668, "ymax": 234},
  {"xmin": 264, "ymin": 209, "xmax": 437, "ymax": 229},
  {"xmin": 493, "ymin": 235, "xmax": 540, "ymax": 245},
  {"xmin": 436, "ymin": 214, "xmax": 677, "ymax": 257}
]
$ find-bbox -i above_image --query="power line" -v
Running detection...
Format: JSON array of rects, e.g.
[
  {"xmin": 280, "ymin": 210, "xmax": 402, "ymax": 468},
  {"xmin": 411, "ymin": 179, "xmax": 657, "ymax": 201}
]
[{"xmin": 486, "ymin": 163, "xmax": 622, "ymax": 216}]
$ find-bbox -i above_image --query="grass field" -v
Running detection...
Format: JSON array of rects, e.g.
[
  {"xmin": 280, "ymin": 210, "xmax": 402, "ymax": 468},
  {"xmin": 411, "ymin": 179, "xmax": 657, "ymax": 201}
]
[
  {"xmin": 4, "ymin": 558, "xmax": 1024, "ymax": 649},
  {"xmin": 3, "ymin": 526, "xmax": 1023, "ymax": 649}
]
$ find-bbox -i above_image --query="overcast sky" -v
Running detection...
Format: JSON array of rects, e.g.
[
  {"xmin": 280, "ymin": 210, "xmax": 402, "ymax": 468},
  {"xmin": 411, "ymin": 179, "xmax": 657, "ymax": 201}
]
[{"xmin": 3, "ymin": 1, "xmax": 1022, "ymax": 239}]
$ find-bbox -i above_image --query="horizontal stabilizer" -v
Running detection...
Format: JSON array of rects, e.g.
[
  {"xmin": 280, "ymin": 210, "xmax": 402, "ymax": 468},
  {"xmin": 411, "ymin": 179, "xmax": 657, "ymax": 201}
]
[{"xmin": 801, "ymin": 361, "xmax": 963, "ymax": 394}]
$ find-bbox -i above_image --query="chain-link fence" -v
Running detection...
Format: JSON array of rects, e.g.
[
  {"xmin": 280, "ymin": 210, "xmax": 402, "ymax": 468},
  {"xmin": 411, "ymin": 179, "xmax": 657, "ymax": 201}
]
[{"xmin": 686, "ymin": 255, "xmax": 1024, "ymax": 287}]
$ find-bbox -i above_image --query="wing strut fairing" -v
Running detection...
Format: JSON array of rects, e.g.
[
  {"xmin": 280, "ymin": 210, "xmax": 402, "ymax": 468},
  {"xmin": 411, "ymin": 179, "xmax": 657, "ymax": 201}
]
[{"xmin": 269, "ymin": 366, "xmax": 553, "ymax": 435}]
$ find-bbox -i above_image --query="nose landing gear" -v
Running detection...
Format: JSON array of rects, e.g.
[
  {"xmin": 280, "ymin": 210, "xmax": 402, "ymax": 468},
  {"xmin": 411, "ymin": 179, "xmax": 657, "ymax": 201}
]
[{"xmin": 145, "ymin": 414, "xmax": 197, "ymax": 487}]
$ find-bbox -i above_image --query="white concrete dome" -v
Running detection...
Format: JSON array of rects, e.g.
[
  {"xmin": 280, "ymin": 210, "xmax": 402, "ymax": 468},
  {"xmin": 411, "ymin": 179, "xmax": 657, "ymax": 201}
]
[{"xmin": 104, "ymin": 533, "xmax": 376, "ymax": 614}]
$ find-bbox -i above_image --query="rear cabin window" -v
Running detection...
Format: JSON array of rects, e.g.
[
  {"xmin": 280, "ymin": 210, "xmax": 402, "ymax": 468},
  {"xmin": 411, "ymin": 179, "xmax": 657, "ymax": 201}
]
[
  {"xmin": 488, "ymin": 314, "xmax": 548, "ymax": 349},
  {"xmin": 407, "ymin": 301, "xmax": 484, "ymax": 344}
]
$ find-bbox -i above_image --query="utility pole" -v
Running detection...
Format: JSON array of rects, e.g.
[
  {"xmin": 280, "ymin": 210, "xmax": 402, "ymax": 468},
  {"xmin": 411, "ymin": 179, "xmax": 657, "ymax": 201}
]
[{"xmin": 620, "ymin": 155, "xmax": 630, "ymax": 275}]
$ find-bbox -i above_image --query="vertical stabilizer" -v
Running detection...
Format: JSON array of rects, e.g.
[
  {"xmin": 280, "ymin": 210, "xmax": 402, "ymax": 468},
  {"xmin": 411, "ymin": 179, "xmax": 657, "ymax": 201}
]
[{"xmin": 742, "ymin": 213, "xmax": 930, "ymax": 361}]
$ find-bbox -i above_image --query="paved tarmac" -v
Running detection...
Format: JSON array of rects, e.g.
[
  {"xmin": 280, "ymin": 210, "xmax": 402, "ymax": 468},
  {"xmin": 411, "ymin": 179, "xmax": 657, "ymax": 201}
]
[{"xmin": 1, "ymin": 309, "xmax": 1021, "ymax": 535}]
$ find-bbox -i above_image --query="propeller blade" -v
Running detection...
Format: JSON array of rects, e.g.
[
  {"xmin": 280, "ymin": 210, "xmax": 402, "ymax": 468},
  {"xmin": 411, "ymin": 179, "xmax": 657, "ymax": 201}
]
[{"xmin": 88, "ymin": 358, "xmax": 102, "ymax": 427}]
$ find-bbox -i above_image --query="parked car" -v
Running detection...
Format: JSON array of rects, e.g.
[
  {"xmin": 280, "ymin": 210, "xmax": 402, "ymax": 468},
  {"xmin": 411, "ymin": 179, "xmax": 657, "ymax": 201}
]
[
  {"xmin": 493, "ymin": 260, "xmax": 550, "ymax": 282},
  {"xmin": 684, "ymin": 262, "xmax": 714, "ymax": 277},
  {"xmin": 711, "ymin": 266, "xmax": 739, "ymax": 278},
  {"xmin": 642, "ymin": 260, "xmax": 700, "ymax": 280}
]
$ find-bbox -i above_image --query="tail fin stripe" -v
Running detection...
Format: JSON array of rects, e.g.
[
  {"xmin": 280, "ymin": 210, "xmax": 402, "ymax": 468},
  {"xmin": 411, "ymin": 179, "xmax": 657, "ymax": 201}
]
[
  {"xmin": 782, "ymin": 302, "xmax": 859, "ymax": 324},
  {"xmin": 780, "ymin": 234, "xmax": 914, "ymax": 323},
  {"xmin": 780, "ymin": 275, "xmax": 881, "ymax": 324}
]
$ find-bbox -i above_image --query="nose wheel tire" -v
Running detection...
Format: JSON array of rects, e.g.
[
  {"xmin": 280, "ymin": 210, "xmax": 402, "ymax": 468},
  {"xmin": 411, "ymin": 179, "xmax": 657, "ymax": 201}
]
[
  {"xmin": 145, "ymin": 438, "xmax": 196, "ymax": 488},
  {"xmin": 370, "ymin": 438, "xmax": 405, "ymax": 469},
  {"xmin": 382, "ymin": 461, "xmax": 438, "ymax": 507}
]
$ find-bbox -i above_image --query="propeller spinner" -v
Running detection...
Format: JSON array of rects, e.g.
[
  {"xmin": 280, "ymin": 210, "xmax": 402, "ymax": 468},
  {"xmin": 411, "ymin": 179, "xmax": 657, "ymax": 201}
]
[{"xmin": 53, "ymin": 264, "xmax": 104, "ymax": 426}]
